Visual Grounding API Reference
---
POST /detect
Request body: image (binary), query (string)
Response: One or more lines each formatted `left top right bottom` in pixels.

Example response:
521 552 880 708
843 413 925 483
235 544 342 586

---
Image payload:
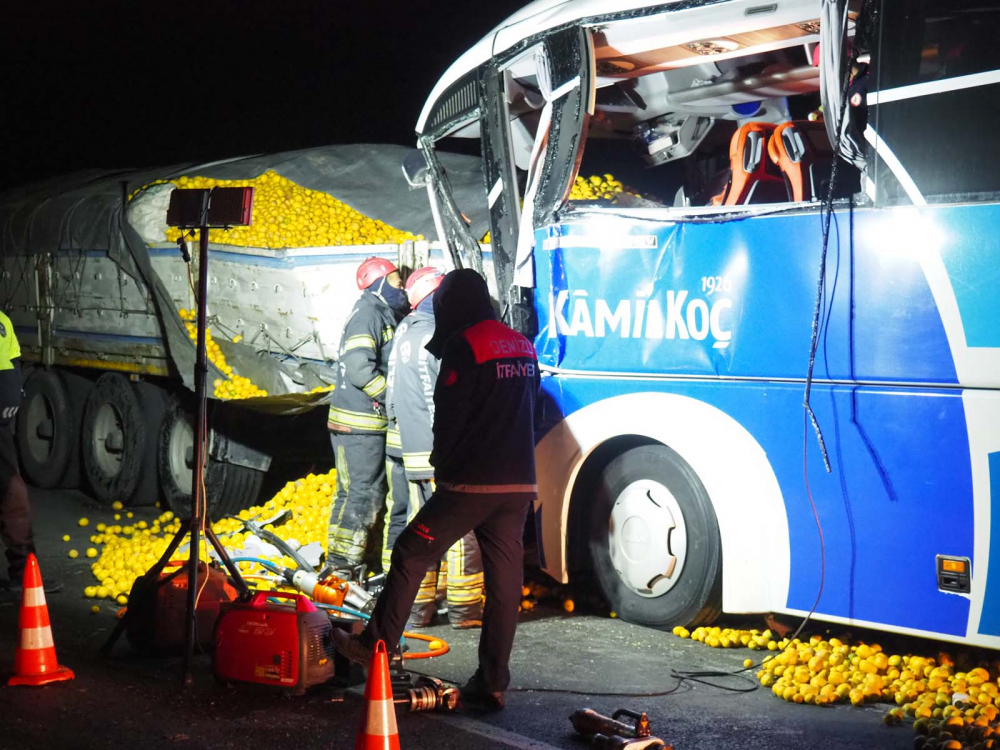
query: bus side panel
533 207 959 387
853 204 1000 389
541 375 975 638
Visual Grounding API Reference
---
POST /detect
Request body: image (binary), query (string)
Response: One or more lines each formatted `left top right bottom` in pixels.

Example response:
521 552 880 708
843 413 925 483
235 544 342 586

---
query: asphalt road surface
0 487 913 750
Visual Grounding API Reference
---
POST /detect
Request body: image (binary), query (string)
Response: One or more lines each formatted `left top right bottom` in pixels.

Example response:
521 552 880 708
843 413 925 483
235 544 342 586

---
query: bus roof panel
416 0 822 136
416 0 715 135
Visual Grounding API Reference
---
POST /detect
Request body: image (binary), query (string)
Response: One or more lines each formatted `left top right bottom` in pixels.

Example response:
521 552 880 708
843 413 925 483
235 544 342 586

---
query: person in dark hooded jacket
333 269 539 710
384 267 484 629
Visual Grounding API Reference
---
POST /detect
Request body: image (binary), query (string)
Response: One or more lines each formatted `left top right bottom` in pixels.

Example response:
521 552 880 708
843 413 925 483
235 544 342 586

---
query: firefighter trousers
381 455 409 573
362 488 531 693
0 425 34 581
406 479 483 627
327 432 386 566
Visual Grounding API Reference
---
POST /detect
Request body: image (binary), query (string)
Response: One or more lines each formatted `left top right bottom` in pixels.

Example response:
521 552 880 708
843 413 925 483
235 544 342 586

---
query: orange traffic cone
8 554 74 686
355 640 400 750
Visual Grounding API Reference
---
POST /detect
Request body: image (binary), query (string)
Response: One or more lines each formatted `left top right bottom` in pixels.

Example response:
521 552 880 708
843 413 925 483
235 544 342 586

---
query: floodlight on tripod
161 185 255 686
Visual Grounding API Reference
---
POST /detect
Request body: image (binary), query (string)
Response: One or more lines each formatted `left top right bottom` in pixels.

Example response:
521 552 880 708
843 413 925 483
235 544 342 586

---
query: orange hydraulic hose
401 631 450 659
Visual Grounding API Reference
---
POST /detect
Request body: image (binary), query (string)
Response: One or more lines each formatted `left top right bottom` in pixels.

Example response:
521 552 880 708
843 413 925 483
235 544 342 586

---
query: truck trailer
0 144 488 516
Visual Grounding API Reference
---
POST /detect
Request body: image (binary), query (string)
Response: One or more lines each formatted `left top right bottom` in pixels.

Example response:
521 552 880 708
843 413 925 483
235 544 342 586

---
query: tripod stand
175 209 253 685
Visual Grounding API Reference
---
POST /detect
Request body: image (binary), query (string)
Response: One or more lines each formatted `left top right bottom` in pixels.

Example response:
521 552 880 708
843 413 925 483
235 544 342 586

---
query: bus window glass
871 0 1000 204
876 1 1000 90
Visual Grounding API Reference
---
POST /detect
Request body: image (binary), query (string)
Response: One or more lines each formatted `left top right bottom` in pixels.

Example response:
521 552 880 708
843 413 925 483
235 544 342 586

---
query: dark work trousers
381 454 409 573
362 488 531 692
0 424 34 581
327 432 387 566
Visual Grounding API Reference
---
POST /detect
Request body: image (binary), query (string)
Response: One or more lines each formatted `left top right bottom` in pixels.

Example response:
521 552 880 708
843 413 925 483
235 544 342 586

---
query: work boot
450 619 482 630
459 672 505 712
331 628 373 667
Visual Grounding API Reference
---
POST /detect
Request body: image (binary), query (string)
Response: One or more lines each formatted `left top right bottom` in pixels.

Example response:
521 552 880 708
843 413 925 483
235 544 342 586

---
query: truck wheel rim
166 418 194 496
24 392 56 463
92 403 125 477
608 479 688 599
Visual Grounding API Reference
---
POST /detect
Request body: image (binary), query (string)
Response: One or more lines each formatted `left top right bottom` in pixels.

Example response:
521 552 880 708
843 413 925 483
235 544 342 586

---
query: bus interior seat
767 120 834 202
716 122 787 206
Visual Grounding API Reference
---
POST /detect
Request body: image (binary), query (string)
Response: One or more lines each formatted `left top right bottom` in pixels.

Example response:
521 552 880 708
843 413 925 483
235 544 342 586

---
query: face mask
372 277 409 317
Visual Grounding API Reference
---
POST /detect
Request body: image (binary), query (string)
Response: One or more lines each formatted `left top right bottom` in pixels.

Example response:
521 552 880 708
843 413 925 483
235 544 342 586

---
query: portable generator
213 591 356 695
103 561 239 655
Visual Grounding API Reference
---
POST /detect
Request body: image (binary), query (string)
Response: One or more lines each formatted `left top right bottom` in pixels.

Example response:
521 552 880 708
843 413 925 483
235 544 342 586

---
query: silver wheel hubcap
608 479 687 598
167 418 194 496
92 403 125 477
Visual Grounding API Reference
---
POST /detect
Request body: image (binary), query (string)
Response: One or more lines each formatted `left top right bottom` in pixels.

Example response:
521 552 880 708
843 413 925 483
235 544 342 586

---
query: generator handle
249 591 318 613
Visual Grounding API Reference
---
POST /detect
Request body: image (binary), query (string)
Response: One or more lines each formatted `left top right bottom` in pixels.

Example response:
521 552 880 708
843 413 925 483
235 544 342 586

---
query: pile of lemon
71 471 336 605
673 625 1000 742
139 170 421 249
176 309 268 400
570 174 641 202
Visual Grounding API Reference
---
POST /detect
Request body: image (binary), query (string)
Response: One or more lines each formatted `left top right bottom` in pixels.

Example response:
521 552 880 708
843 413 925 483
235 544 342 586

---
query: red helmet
405 266 445 308
356 257 397 289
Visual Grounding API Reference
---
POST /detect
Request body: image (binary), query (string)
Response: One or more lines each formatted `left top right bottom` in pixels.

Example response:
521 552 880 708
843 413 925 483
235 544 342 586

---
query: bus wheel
588 444 721 629
81 373 146 506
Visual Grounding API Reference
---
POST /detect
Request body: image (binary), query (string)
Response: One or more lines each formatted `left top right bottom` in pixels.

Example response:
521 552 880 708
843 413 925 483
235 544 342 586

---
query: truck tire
158 395 265 520
57 371 93 489
130 381 169 506
82 373 146 506
588 444 722 629
16 369 87 489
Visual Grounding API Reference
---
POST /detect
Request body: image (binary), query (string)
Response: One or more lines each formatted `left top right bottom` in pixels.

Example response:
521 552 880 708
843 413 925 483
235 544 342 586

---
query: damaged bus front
408 0 1000 647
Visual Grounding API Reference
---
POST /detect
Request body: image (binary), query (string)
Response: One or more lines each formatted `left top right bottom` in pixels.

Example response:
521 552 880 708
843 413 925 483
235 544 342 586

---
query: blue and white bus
407 0 1000 648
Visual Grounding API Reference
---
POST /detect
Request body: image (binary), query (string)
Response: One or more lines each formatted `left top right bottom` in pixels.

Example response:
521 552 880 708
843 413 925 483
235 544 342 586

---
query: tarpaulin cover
0 145 486 413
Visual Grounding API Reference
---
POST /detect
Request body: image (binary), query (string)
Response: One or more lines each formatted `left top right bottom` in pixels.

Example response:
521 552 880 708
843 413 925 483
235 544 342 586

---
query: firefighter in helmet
326 258 408 571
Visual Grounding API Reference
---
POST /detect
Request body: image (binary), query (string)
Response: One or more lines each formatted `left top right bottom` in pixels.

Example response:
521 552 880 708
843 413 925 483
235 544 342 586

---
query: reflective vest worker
386 267 484 628
334 269 539 711
0 311 62 602
326 258 408 569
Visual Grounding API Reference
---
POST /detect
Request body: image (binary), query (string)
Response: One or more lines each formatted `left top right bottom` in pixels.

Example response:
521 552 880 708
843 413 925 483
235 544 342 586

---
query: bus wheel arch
538 391 790 627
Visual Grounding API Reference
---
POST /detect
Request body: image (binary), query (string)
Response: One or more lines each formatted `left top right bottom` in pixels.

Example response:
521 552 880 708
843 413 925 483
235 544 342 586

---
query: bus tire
588 444 721 629
16 369 75 489
81 373 146 506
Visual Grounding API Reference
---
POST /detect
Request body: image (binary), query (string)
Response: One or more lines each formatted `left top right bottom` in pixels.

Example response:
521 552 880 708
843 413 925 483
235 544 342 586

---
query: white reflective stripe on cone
21 626 54 650
365 697 398 736
23 586 46 607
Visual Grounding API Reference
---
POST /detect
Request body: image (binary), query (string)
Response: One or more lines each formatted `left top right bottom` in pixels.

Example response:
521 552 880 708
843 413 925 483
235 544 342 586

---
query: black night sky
0 1 528 191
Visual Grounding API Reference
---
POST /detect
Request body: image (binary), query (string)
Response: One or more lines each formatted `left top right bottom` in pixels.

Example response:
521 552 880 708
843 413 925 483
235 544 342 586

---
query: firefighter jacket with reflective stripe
0 312 22 426
386 308 438 480
431 319 539 493
328 291 397 434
